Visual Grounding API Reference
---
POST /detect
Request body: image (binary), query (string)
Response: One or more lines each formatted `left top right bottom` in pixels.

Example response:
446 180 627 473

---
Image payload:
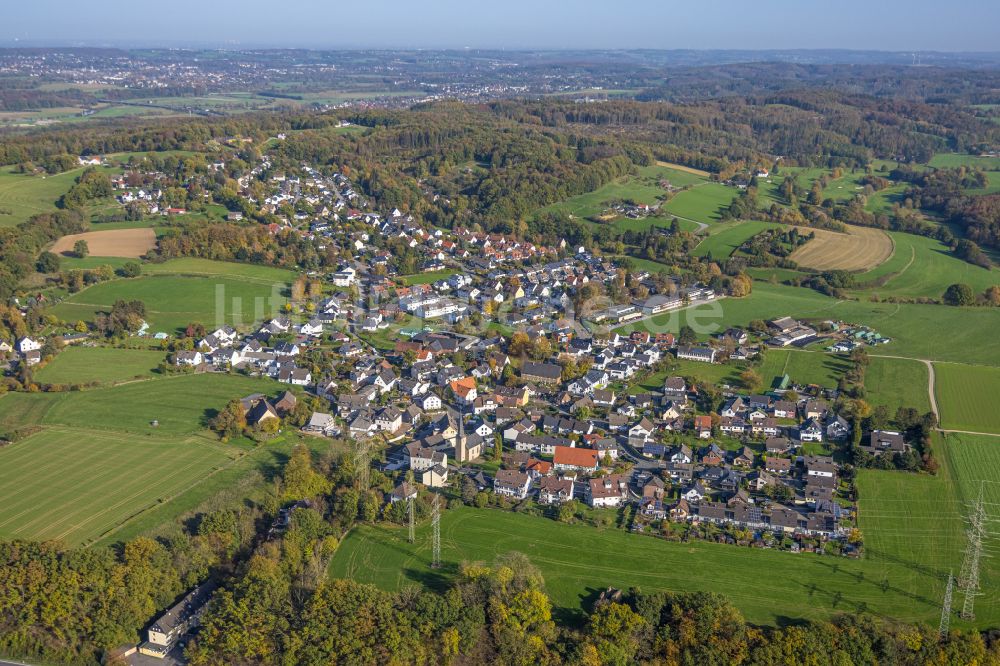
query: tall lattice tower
354 439 371 491
431 493 441 568
958 484 988 620
939 570 954 638
408 495 415 544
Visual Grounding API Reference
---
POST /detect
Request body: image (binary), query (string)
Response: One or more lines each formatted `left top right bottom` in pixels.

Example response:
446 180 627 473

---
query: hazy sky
3 0 999 51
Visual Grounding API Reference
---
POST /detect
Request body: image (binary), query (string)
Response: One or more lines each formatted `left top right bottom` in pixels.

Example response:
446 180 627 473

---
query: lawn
694 220 782 259
34 346 166 386
0 166 84 227
855 432 1000 629
616 283 1000 365
934 363 1000 434
399 269 459 286
853 232 997 300
661 182 738 224
328 503 981 627
0 427 237 546
49 273 290 333
759 349 850 389
628 361 746 394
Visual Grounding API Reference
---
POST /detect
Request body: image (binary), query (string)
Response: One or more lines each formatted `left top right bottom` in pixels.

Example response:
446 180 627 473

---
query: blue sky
3 0 998 51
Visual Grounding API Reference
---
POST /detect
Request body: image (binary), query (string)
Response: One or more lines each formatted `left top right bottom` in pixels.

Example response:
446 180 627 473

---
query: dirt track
789 226 893 272
51 228 156 258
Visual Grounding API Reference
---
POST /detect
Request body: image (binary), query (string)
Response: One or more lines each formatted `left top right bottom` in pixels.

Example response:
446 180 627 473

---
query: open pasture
759 349 850 389
617 283 1000 365
789 226 894 272
50 273 290 333
51 228 157 258
694 220 782 259
661 182 738 224
856 433 1000 629
933 363 1000 434
854 232 997 299
0 427 236 546
35 346 166 386
0 166 83 227
328 503 985 627
864 356 931 415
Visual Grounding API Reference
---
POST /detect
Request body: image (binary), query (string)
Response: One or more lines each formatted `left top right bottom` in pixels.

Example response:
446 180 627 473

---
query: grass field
0 427 237 545
661 182 738 224
328 502 988 627
856 432 1000 629
49 273 290 333
933 363 1000 434
615 283 1000 365
628 361 746 395
35 347 166 385
694 220 782 259
141 257 296 283
852 232 997 300
865 356 931 415
789 226 894 272
0 372 291 545
0 167 84 227
759 349 850 389
399 269 459 286
0 373 283 436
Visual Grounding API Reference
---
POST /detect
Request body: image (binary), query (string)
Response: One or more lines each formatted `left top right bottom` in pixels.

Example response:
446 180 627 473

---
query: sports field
34 346 166 385
933 363 1000 434
854 232 997 299
789 226 894 272
759 349 850 389
51 228 157 258
49 273 290 333
693 220 782 259
328 502 985 627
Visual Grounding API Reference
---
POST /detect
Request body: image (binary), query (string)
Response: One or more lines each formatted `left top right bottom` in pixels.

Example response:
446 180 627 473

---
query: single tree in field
943 282 975 306
73 239 89 258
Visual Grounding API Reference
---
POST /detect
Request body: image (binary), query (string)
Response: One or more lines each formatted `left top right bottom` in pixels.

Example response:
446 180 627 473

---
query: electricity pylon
431 493 441 568
939 570 953 638
958 484 988 620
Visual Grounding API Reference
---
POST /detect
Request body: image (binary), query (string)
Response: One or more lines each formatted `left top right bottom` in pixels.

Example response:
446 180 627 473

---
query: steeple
456 406 469 462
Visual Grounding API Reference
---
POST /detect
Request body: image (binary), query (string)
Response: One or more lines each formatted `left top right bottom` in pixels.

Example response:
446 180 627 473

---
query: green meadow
853 232 997 300
934 363 1000 434
617 283 1000 365
0 372 293 546
34 346 167 385
0 166 85 227
694 220 783 259
49 273 290 333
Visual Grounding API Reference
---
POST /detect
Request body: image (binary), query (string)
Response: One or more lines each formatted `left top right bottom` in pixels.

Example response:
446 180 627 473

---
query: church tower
456 408 470 462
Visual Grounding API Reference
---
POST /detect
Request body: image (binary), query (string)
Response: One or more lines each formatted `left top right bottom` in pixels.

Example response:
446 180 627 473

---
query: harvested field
789 225 893 271
51 228 156 258
655 160 711 177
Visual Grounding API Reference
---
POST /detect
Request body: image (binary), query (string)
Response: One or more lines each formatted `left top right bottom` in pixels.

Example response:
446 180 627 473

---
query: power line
408 495 415 544
431 493 441 569
958 483 988 620
939 570 953 638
